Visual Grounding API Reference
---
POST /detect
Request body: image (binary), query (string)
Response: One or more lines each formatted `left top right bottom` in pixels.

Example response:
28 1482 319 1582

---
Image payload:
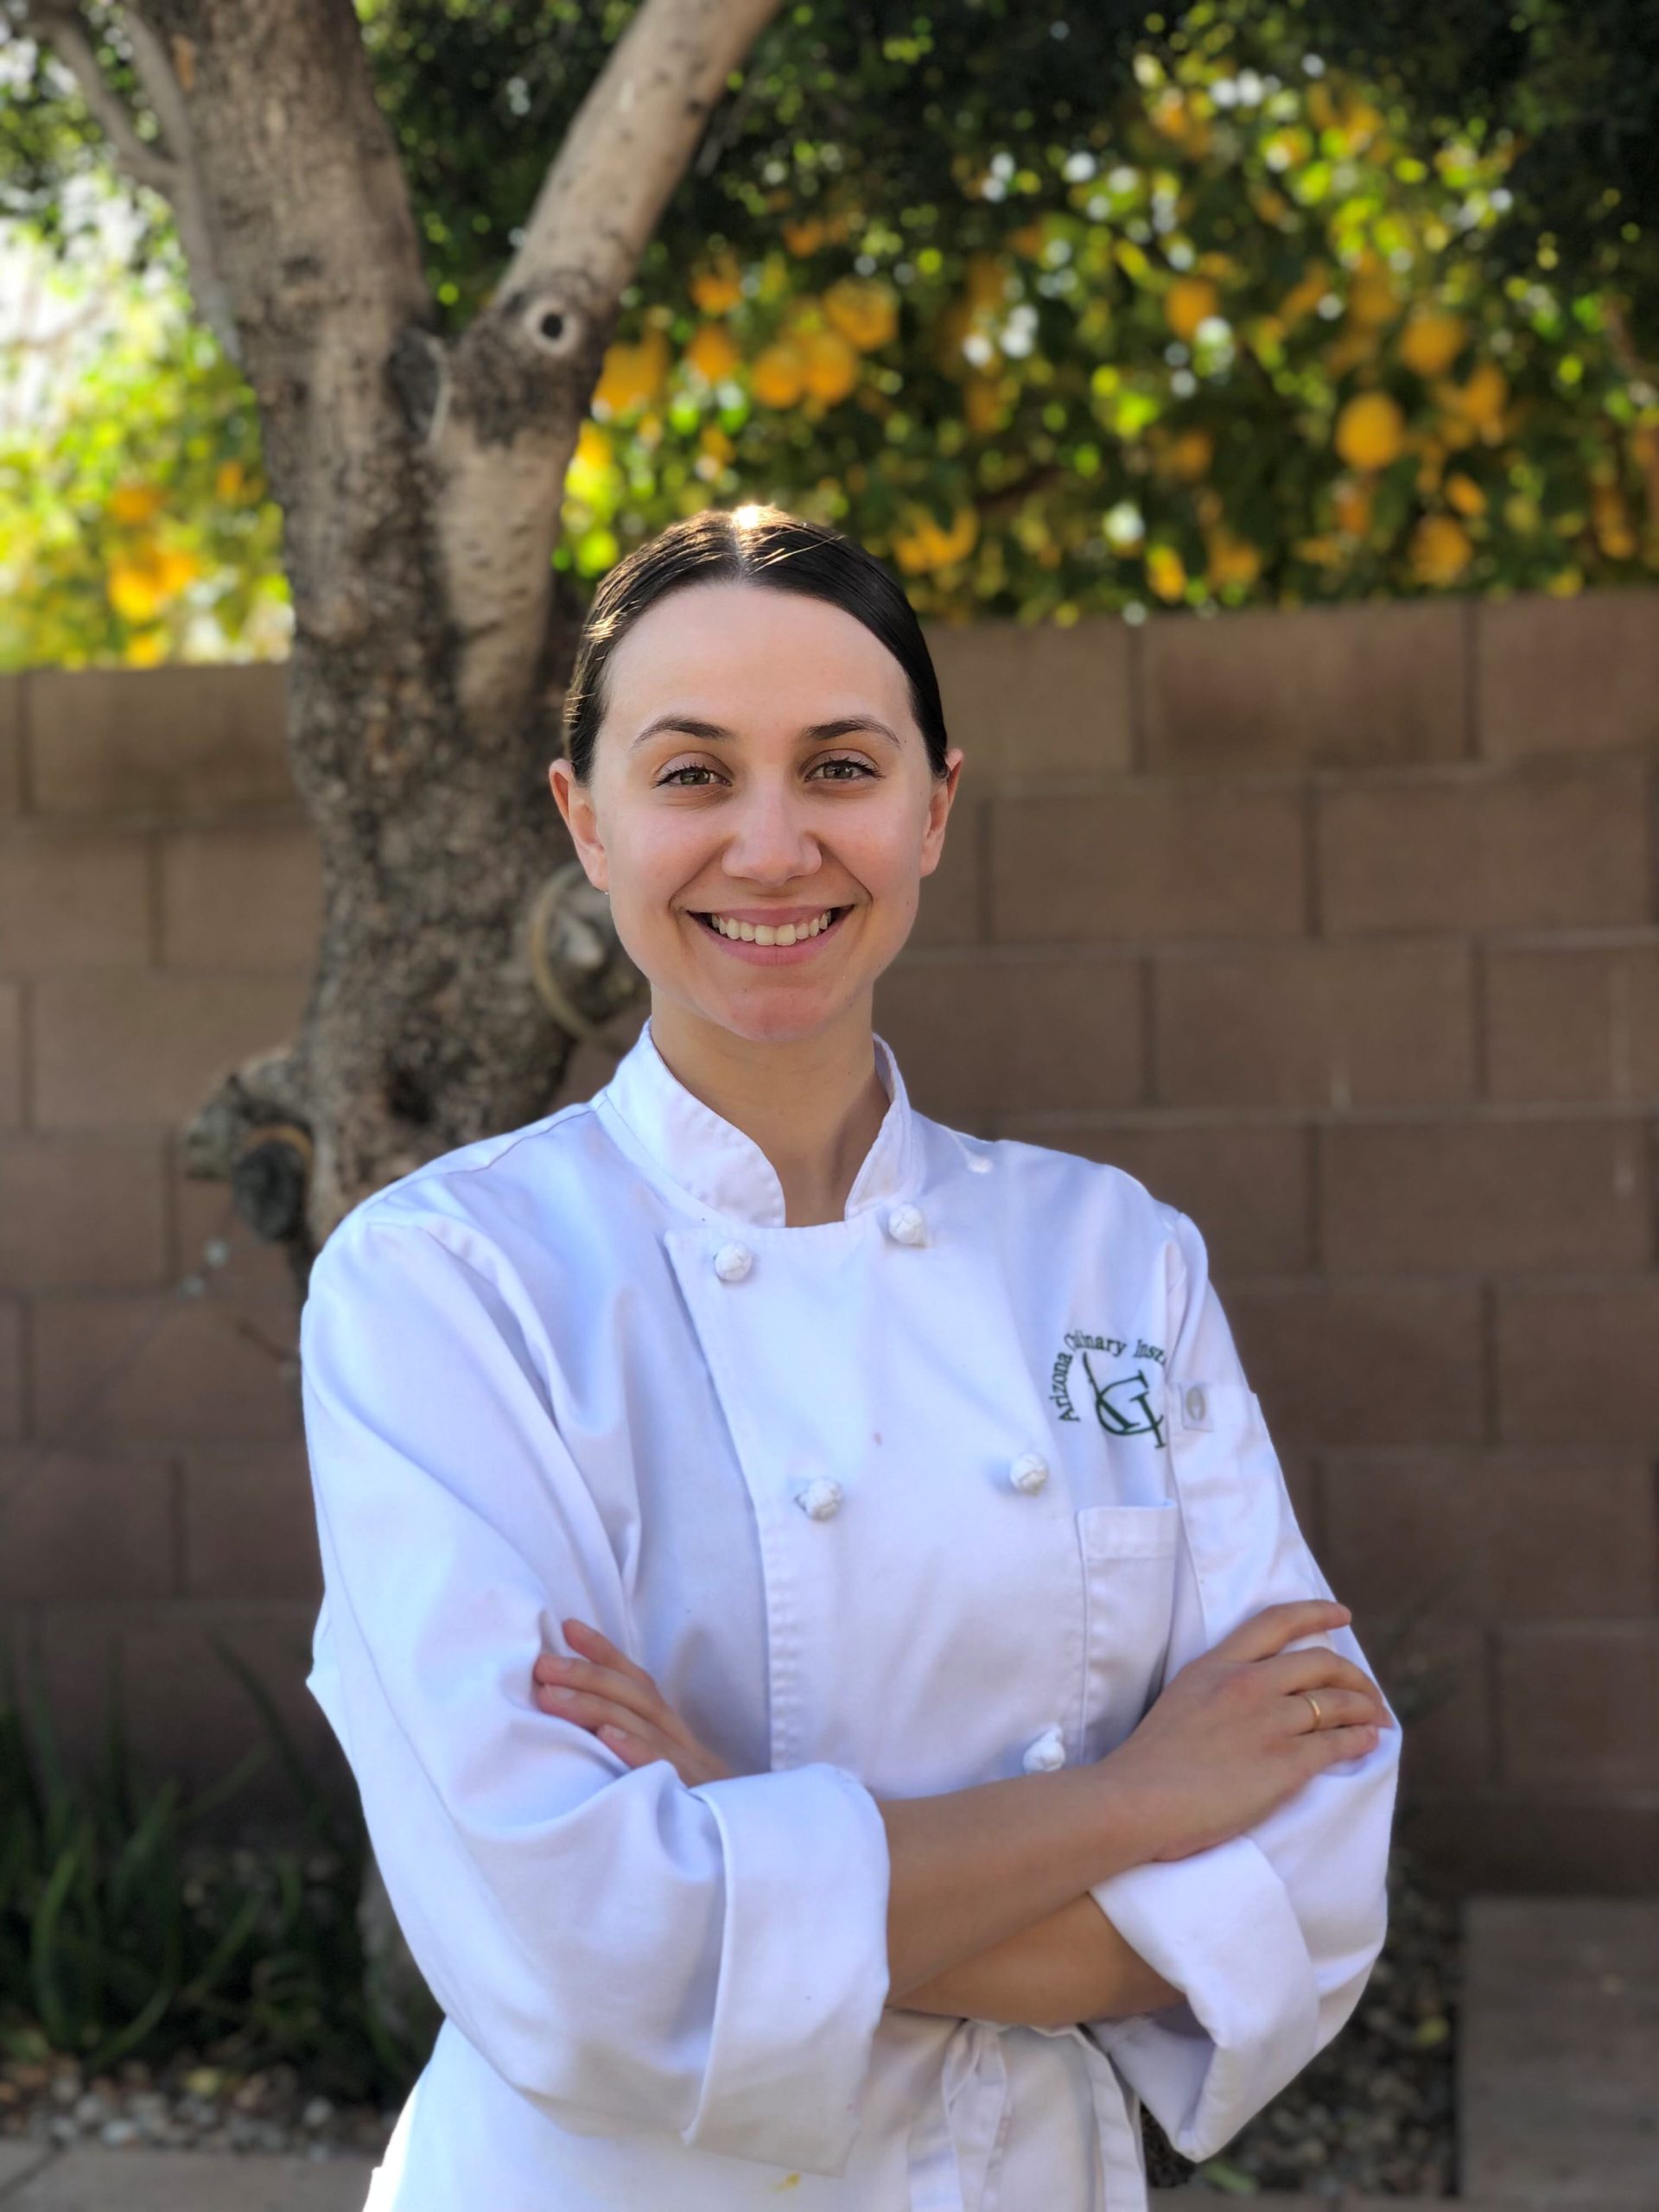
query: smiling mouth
690 905 851 946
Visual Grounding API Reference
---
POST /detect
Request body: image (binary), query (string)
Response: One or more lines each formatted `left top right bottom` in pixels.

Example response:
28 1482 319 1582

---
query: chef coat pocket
1076 1501 1182 1762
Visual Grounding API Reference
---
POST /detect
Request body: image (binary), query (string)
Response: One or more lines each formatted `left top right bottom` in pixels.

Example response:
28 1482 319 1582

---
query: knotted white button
886 1203 928 1246
795 1478 843 1521
712 1242 753 1282
1009 1452 1049 1495
1022 1726 1066 1773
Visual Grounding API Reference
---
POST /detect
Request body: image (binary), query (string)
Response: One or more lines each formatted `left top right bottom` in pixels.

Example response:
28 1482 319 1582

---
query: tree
3 0 1656 1273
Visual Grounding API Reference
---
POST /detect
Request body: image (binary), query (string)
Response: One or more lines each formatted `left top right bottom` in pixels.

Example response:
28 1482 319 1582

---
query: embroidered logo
1049 1330 1166 1447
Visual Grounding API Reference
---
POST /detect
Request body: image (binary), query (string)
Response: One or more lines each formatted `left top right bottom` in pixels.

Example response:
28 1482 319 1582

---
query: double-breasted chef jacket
302 1014 1402 2212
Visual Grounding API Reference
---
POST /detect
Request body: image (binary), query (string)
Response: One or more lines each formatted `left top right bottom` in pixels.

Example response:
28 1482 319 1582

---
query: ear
918 747 965 878
548 759 609 893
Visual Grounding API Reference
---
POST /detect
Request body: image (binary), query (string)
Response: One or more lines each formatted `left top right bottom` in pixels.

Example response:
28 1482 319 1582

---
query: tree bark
43 0 785 1266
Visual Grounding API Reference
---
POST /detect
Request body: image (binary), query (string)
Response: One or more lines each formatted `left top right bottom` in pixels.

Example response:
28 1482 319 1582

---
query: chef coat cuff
1084 1833 1319 2161
681 1761 893 2176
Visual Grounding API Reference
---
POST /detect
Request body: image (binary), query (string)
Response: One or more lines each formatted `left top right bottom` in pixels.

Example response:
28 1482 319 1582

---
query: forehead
603 582 912 728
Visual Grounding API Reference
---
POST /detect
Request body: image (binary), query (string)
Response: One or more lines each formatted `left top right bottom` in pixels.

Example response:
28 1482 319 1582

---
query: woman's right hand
1098 1598 1396 1865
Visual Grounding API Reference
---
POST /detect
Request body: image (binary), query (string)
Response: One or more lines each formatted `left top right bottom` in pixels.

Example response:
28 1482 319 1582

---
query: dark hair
560 504 951 784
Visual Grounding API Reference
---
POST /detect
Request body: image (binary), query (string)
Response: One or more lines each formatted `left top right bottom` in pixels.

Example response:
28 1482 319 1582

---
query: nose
719 772 823 886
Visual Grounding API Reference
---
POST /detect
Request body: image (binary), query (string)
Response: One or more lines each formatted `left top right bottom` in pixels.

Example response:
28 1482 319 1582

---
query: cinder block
33 970 309 1129
1363 1618 1491 1800
172 1165 304 1302
1322 1448 1657 1620
0 675 22 817
1155 940 1473 1108
0 827 151 973
1485 940 1659 1103
1320 1117 1652 1275
1005 1120 1313 1276
161 823 322 969
29 663 295 817
924 614 1133 779
1405 1794 1659 1893
31 1290 301 1444
0 1136 169 1292
182 1442 323 1602
1478 587 1659 759
20 1600 339 1804
1224 1281 1485 1446
0 1301 20 1439
1320 761 1651 933
0 1446 174 1601
910 789 984 948
876 950 1142 1122
0 982 18 1127
1497 1624 1659 1790
1497 1281 1659 1443
1144 599 1467 772
992 783 1306 943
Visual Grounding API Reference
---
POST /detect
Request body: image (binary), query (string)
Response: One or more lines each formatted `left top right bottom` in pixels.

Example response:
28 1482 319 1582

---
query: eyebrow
627 714 902 753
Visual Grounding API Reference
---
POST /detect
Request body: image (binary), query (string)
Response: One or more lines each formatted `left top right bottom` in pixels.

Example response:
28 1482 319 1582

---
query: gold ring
1301 1692 1323 1730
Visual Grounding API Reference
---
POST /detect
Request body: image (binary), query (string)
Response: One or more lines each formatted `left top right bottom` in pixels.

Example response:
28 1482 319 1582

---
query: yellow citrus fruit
1146 545 1187 601
964 377 1005 435
1335 391 1408 472
750 340 806 408
1434 362 1509 440
1398 310 1466 378
1205 529 1262 588
1164 429 1214 483
689 256 743 315
699 423 734 464
1592 483 1637 559
125 629 168 667
891 505 980 575
782 218 828 257
1332 479 1374 536
823 277 898 352
593 330 669 416
686 324 741 384
1445 473 1486 518
1165 277 1220 344
107 560 163 623
109 483 164 526
1409 515 1473 584
155 548 200 595
799 328 859 404
1347 263 1397 329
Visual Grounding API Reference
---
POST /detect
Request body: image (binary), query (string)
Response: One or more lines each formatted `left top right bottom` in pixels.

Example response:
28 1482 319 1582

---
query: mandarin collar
594 1016 919 1229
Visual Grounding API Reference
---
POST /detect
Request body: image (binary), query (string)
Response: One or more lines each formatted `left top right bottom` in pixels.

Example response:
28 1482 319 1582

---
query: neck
647 995 890 1226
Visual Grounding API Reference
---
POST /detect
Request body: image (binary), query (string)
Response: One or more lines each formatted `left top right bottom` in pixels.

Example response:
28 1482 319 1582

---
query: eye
809 753 878 781
656 763 722 787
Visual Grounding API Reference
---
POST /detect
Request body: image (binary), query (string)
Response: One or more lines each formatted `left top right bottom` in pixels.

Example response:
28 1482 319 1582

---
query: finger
1214 1599 1351 1664
563 1619 654 1692
1263 1649 1395 1718
534 1681 673 1751
534 1654 668 1728
1310 1721 1383 1765
1286 1686 1393 1733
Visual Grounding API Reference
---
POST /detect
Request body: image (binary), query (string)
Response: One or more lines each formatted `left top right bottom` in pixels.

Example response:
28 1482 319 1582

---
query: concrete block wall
2 589 1656 1885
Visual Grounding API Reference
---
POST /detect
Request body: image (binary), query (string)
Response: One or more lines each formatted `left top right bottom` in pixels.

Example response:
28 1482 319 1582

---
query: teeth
705 908 836 944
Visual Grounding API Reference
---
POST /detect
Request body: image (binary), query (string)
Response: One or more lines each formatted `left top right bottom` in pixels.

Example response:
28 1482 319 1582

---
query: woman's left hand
532 1619 738 1786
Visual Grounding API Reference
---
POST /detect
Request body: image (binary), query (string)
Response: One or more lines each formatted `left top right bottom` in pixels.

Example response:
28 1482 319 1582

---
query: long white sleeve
300 1212 893 2177
1084 1211 1402 2160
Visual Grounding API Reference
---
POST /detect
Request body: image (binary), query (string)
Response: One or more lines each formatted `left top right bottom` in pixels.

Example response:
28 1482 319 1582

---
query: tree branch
24 2 241 360
505 0 782 305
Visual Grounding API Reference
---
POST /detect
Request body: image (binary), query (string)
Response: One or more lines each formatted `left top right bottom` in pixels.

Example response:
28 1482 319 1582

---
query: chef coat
301 1014 1402 2212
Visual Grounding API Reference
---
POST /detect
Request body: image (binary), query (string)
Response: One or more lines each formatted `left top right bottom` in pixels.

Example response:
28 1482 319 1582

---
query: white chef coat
301 1014 1402 2212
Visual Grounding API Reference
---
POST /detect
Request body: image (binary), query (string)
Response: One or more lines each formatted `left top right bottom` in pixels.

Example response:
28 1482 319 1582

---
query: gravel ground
0 2056 396 2163
3 1846 1456 2190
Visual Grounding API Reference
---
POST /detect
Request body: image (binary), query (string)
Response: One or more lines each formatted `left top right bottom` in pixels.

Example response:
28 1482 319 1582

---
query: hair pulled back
560 504 951 785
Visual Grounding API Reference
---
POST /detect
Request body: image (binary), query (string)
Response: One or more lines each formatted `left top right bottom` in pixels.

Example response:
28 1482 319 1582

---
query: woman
301 503 1402 2212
